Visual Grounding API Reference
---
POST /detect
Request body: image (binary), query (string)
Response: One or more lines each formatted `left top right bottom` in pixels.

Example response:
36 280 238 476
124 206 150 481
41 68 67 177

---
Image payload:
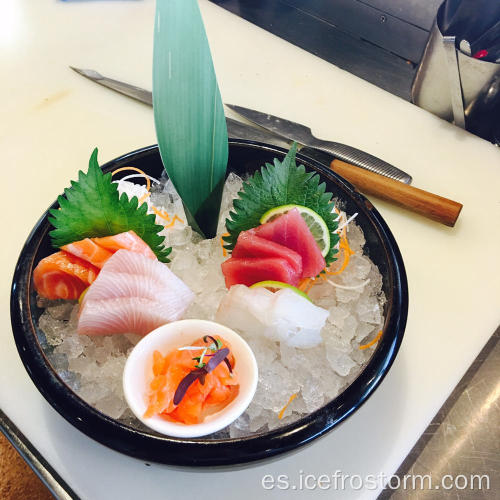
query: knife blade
225 104 412 184
69 67 290 148
70 67 411 184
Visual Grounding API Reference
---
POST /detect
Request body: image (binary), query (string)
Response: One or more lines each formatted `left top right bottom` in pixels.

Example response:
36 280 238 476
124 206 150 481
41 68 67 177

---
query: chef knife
225 104 412 184
69 67 290 149
70 67 411 184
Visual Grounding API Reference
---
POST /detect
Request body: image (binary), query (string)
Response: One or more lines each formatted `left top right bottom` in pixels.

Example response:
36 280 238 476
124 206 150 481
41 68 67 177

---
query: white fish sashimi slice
78 297 175 336
79 250 194 336
97 248 163 277
216 285 274 337
271 289 329 348
216 285 329 348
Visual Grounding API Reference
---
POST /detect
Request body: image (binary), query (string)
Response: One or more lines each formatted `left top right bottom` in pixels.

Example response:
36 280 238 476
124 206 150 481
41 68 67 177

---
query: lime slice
250 280 311 301
260 204 330 257
78 287 89 304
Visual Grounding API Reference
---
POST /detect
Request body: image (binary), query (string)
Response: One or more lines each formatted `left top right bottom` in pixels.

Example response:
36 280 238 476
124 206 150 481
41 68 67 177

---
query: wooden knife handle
330 159 463 227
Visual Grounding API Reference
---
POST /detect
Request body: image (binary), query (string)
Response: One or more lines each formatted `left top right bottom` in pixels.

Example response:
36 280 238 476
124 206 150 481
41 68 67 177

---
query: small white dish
123 319 258 438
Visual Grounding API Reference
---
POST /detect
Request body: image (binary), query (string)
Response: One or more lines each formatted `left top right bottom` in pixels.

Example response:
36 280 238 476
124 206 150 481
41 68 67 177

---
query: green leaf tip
49 148 172 263
153 0 228 239
224 143 340 266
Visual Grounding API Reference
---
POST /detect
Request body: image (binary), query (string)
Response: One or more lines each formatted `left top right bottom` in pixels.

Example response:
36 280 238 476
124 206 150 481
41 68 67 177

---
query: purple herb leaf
173 368 205 406
223 357 233 374
205 348 229 373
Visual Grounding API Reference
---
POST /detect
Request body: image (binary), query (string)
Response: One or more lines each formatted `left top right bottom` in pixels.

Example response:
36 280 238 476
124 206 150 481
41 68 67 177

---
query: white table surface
1 1 500 498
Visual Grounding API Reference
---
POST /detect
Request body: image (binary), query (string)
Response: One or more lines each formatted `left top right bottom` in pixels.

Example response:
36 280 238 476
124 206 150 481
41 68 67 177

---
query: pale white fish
216 285 329 349
78 250 194 336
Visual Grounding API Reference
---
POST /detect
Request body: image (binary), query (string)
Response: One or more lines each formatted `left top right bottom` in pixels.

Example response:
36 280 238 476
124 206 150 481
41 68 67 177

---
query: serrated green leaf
153 0 228 239
224 143 340 266
49 148 172 263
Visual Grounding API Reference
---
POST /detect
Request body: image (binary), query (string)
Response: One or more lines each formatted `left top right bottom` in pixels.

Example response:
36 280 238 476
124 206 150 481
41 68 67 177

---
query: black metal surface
10 140 408 466
210 0 441 100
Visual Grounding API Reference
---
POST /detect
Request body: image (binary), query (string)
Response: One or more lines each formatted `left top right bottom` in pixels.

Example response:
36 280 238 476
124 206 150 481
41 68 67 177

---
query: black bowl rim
10 140 408 466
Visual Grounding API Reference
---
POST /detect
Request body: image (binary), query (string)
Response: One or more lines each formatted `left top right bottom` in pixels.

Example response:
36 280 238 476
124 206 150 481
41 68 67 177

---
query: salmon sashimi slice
78 250 194 336
33 251 99 300
144 337 238 424
92 230 156 260
61 238 114 269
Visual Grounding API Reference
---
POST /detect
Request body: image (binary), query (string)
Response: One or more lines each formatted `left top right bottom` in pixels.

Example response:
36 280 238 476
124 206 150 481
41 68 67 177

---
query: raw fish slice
33 251 99 300
215 285 275 338
92 230 156 260
81 273 164 301
78 297 175 336
61 238 114 269
253 208 325 278
221 257 300 288
79 250 194 336
216 285 328 348
270 289 329 348
97 248 164 277
232 231 303 275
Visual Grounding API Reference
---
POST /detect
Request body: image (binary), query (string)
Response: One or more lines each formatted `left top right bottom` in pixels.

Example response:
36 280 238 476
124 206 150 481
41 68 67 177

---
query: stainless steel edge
0 409 80 500
226 103 413 184
70 67 412 183
310 140 413 184
69 67 290 147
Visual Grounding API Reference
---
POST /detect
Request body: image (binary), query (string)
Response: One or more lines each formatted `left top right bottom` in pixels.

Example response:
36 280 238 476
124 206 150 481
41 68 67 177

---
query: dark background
209 0 442 100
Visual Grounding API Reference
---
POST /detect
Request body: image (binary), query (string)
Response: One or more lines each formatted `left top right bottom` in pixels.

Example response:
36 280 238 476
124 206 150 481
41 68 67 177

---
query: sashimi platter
11 0 407 465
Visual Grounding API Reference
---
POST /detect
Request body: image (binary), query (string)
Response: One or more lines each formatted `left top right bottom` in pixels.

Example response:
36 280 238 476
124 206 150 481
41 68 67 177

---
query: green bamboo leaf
153 0 228 238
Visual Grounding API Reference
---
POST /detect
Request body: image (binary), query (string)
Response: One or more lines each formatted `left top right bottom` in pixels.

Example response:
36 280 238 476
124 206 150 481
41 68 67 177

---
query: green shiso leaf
153 0 228 238
48 148 172 263
223 143 340 266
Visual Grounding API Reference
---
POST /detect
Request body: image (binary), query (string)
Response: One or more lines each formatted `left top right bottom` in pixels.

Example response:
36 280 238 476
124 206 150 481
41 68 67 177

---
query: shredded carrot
359 330 382 350
138 192 151 205
278 393 298 419
111 166 151 193
220 233 229 257
151 206 171 222
325 236 354 276
163 214 184 229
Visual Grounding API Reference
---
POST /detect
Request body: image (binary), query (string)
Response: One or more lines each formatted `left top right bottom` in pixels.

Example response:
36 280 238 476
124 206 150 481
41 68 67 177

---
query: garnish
153 0 228 239
173 347 230 405
359 330 382 350
49 149 172 262
173 336 233 405
278 393 298 419
224 143 340 266
250 280 312 301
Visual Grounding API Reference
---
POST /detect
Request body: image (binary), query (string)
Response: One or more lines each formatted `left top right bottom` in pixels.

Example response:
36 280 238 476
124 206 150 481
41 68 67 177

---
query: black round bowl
11 140 408 466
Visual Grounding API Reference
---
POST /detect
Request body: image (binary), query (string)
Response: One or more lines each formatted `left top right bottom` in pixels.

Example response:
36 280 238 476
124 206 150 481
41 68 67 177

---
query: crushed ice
37 172 385 436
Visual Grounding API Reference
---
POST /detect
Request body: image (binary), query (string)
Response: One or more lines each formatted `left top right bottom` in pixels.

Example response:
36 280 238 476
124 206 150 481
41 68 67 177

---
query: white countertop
1 1 500 498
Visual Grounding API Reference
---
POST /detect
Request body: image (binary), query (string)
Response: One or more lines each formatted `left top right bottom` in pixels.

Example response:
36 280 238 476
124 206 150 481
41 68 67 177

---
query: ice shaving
35 144 385 435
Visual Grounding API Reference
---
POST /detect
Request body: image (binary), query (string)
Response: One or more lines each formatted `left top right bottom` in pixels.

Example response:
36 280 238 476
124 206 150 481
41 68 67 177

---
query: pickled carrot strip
220 232 229 257
111 166 152 193
164 215 185 229
138 192 151 205
359 331 382 350
151 206 171 222
278 393 298 419
325 236 354 276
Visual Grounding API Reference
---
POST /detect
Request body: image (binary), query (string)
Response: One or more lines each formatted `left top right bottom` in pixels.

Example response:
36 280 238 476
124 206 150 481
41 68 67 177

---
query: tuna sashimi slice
78 250 194 336
221 257 300 288
61 238 114 269
232 231 303 276
92 230 156 260
252 208 325 278
33 251 99 300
